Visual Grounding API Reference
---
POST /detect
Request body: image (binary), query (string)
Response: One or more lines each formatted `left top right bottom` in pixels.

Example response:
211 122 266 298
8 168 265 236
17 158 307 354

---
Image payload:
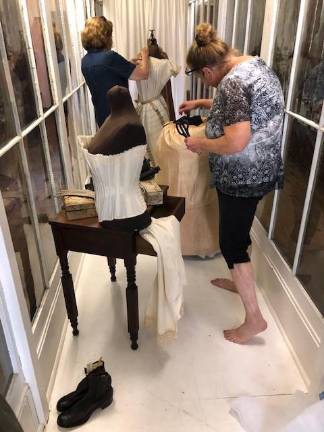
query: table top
49 195 185 230
48 195 185 258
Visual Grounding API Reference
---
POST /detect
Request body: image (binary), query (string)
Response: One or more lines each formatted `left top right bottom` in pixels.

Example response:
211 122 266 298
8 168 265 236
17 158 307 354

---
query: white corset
83 145 147 222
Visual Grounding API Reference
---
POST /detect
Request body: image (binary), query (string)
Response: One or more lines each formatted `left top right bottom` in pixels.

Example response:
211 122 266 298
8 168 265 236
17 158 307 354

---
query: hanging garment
155 120 219 256
136 57 180 163
141 215 185 338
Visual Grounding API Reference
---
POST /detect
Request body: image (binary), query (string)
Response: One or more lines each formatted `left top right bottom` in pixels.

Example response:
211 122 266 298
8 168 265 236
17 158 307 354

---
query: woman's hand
184 136 205 154
179 100 198 114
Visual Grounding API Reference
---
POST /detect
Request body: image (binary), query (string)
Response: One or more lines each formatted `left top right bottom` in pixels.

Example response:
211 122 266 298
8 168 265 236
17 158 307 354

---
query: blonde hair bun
195 23 217 47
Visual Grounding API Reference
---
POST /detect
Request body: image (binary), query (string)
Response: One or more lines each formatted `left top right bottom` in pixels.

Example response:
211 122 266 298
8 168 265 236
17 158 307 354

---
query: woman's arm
179 98 213 114
185 121 252 155
129 47 149 80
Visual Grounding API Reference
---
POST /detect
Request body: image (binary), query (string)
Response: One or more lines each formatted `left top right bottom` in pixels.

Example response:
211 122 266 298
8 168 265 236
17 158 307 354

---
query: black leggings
217 189 261 269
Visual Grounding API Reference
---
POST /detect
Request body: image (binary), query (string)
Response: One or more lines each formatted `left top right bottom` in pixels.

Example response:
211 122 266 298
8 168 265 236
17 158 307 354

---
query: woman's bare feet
210 278 237 293
223 316 267 344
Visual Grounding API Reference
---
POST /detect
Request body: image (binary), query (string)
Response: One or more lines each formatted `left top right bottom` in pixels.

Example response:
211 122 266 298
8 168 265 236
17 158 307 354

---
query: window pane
297 138 324 315
272 0 301 102
0 146 45 320
61 0 78 89
234 0 248 53
24 127 58 280
26 0 53 110
50 0 68 95
64 101 81 188
0 61 15 147
291 0 324 124
45 113 66 192
0 0 37 128
248 0 266 56
273 119 316 266
0 319 13 396
255 190 275 232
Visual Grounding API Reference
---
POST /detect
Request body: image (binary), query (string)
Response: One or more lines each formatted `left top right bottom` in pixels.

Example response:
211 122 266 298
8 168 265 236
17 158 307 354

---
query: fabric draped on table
156 120 220 257
140 215 185 339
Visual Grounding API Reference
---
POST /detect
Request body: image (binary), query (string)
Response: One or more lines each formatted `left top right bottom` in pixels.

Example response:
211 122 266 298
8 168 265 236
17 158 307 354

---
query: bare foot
210 278 237 293
223 317 267 344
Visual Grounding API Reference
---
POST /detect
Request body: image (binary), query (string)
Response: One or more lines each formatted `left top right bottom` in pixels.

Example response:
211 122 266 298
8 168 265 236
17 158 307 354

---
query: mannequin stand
49 195 185 350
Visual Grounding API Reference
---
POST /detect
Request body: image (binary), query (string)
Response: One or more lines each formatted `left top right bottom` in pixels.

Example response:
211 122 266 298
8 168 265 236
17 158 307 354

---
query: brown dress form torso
87 86 151 231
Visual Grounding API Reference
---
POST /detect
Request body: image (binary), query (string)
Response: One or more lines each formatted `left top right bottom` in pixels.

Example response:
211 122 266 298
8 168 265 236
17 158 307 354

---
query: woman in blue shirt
81 17 149 126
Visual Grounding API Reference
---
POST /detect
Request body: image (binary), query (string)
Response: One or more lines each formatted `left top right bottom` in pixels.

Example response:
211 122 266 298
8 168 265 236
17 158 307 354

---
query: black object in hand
140 157 160 181
174 115 203 138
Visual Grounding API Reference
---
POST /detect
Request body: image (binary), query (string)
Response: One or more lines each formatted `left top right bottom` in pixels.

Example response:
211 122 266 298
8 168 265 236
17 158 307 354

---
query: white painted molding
251 218 324 391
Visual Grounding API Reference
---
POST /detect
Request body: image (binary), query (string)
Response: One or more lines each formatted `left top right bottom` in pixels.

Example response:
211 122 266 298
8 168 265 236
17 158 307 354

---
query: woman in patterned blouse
179 23 284 344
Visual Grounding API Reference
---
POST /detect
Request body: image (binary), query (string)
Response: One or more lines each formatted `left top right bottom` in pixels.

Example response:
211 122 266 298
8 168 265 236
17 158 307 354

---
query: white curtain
103 0 188 116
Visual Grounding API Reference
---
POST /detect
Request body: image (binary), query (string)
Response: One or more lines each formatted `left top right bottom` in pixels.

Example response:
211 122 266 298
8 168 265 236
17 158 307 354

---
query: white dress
136 57 180 163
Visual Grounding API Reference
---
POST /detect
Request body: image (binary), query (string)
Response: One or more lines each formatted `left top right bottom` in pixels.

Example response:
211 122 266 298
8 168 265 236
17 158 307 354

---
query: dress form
85 85 151 231
136 35 179 163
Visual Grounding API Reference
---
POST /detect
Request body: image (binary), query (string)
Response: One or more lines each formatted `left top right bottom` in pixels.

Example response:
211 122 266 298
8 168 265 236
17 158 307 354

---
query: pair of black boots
56 359 113 428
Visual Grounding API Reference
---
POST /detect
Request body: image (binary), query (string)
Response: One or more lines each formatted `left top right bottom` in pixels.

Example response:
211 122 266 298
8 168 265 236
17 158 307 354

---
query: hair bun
195 23 216 47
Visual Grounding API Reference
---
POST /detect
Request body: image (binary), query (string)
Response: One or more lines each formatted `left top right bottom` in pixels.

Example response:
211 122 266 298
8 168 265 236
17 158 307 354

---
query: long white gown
136 57 179 163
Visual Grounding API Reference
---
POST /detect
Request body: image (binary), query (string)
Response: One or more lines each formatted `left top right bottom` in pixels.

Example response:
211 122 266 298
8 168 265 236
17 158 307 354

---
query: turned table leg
124 255 139 350
59 251 79 335
107 257 117 281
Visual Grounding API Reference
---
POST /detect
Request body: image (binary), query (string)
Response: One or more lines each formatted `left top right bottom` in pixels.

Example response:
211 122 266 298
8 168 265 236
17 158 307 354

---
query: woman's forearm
201 136 232 155
195 99 213 109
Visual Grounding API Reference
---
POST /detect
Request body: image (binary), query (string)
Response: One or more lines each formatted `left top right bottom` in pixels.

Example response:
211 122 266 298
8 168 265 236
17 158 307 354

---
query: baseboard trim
251 218 324 390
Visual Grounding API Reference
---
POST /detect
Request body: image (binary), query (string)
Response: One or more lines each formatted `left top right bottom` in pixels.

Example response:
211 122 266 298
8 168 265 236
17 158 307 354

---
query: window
272 0 301 101
273 119 315 266
26 0 54 110
248 0 266 55
0 0 37 128
0 146 45 319
0 0 90 322
258 0 324 315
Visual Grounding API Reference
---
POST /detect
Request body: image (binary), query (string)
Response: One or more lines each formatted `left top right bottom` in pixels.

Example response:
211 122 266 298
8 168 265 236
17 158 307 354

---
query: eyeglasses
185 67 202 76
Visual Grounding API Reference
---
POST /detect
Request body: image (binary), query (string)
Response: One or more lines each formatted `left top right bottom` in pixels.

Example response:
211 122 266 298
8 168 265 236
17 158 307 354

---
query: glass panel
61 0 78 89
45 113 66 193
234 0 248 53
0 61 15 147
0 319 13 395
24 127 58 280
0 0 37 128
64 101 81 188
273 118 316 266
272 0 301 102
50 0 68 95
297 138 324 315
225 0 235 45
248 0 266 56
255 190 275 232
26 0 53 110
0 146 45 320
291 0 324 124
94 0 103 17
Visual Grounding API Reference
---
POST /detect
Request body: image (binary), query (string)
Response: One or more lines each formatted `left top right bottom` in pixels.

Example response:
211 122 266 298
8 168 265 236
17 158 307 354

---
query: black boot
57 368 113 428
56 360 111 412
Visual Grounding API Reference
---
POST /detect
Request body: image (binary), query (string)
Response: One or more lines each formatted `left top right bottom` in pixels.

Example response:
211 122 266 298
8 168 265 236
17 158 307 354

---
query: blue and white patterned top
206 57 284 197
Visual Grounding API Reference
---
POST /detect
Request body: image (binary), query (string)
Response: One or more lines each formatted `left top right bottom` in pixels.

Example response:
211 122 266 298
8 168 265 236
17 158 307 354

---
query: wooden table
49 195 185 349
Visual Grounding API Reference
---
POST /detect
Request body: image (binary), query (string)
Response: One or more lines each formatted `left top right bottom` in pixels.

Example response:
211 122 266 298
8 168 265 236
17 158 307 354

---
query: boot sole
57 391 113 428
